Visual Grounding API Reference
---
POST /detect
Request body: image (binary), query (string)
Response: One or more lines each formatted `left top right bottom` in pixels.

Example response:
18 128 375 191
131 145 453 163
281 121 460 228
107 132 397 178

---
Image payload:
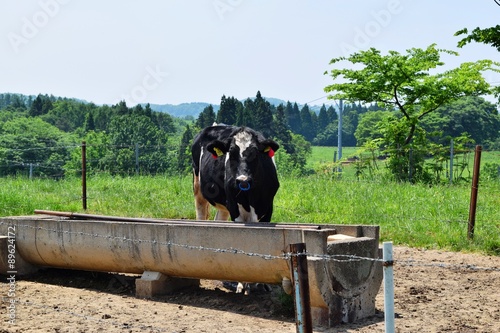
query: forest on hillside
0 91 499 178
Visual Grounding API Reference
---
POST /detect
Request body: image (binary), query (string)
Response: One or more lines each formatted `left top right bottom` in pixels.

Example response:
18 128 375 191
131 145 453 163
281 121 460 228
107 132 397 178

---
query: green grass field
1 148 499 255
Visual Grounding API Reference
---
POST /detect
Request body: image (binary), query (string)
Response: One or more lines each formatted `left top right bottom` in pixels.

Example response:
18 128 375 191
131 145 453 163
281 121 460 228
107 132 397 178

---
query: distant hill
1 92 328 118
146 97 328 118
146 102 220 118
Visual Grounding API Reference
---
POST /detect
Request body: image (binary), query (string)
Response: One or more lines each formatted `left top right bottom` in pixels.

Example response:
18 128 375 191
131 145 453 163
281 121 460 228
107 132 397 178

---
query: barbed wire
0 143 179 152
1 220 498 271
0 145 81 152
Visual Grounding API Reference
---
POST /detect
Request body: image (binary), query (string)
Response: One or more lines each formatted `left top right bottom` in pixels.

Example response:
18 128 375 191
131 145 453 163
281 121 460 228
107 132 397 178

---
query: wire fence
1 142 500 181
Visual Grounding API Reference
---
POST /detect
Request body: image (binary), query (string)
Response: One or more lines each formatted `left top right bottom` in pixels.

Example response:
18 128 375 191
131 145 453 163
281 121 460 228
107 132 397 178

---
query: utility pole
337 99 343 161
337 99 343 173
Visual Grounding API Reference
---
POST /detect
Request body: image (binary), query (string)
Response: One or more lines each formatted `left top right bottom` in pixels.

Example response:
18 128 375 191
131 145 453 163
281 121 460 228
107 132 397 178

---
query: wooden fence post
468 145 482 240
82 141 87 210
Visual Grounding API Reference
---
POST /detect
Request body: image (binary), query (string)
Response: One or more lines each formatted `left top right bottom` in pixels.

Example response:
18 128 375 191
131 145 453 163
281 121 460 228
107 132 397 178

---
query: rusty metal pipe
33 210 323 230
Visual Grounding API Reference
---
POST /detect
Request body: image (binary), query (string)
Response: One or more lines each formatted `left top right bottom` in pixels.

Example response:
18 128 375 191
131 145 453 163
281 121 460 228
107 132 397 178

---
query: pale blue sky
1 0 499 107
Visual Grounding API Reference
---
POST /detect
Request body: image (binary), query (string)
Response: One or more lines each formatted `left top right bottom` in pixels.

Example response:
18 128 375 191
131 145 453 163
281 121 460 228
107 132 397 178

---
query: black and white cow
191 124 280 223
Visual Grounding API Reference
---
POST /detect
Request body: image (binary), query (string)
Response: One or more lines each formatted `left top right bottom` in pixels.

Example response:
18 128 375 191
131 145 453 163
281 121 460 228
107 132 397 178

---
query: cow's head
206 128 279 192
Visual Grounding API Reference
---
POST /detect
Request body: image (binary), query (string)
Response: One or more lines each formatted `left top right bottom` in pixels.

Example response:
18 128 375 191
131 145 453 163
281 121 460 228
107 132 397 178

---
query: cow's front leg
214 204 230 221
193 173 210 220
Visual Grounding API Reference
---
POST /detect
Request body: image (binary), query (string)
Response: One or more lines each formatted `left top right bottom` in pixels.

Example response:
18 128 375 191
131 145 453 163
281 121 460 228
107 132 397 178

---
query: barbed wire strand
1 221 499 271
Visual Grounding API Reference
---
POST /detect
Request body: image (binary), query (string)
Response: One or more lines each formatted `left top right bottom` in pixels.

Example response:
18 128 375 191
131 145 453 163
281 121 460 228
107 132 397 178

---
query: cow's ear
261 140 279 157
207 140 227 159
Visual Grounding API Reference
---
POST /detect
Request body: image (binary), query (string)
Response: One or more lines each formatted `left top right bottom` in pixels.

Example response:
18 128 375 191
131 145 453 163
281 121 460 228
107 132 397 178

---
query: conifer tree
288 102 302 134
326 105 338 123
299 104 315 142
252 91 274 137
274 104 294 153
236 103 253 127
196 105 216 128
84 113 95 132
217 95 237 125
318 104 329 132
178 125 193 173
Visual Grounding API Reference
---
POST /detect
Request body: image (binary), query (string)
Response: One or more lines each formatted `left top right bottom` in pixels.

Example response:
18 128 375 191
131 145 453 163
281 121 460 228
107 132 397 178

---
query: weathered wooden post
81 141 87 210
468 145 482 239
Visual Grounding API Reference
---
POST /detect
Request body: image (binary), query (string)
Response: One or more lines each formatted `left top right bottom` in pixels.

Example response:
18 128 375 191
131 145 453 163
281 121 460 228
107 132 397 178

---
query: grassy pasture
310 146 500 180
1 148 499 255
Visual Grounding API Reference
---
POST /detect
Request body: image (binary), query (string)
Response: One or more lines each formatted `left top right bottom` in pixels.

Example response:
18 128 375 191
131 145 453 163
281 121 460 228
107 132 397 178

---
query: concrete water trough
0 213 383 327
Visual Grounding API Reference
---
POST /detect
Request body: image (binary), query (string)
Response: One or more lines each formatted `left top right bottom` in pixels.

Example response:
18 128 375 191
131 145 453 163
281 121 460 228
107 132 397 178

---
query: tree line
0 94 180 177
1 86 499 180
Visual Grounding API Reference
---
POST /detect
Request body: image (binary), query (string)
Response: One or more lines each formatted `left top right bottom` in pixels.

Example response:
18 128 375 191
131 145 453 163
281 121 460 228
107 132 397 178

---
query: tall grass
1 173 498 255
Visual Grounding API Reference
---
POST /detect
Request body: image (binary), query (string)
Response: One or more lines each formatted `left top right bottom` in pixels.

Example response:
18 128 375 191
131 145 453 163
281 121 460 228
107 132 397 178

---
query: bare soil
1 246 499 333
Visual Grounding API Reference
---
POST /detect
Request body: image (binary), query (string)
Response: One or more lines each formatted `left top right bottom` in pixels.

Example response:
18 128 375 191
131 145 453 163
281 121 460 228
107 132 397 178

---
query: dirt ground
1 246 499 333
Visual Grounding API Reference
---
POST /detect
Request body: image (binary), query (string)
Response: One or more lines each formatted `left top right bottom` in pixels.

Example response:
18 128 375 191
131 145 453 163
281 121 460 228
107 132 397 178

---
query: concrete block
135 271 200 298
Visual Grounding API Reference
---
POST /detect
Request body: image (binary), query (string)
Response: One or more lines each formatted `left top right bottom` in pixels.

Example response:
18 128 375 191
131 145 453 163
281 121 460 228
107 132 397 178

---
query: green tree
274 104 294 154
251 91 274 137
275 133 311 176
324 44 499 181
29 94 53 117
235 103 253 128
326 105 338 123
421 96 500 145
152 111 176 133
41 99 87 132
355 110 394 146
196 105 216 128
84 112 96 132
105 114 168 175
299 104 315 142
455 25 500 102
456 25 500 52
64 130 111 176
317 104 329 133
217 95 239 125
178 125 193 173
0 117 74 177
285 102 302 134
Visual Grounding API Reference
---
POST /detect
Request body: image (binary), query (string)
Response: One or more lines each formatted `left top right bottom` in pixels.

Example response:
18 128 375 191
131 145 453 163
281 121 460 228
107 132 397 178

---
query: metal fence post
383 241 395 333
289 243 312 333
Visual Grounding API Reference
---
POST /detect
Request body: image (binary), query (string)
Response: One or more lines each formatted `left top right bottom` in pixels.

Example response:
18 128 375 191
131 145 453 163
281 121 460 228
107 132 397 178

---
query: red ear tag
211 154 218 159
268 148 274 158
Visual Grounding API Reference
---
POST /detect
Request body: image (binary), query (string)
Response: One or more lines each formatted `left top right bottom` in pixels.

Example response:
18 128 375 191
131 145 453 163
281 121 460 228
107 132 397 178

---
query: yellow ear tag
264 146 274 157
213 147 224 157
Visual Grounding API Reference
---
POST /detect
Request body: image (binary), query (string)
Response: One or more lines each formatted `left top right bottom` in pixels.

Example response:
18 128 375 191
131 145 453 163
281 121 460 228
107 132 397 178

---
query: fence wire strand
2 220 498 271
